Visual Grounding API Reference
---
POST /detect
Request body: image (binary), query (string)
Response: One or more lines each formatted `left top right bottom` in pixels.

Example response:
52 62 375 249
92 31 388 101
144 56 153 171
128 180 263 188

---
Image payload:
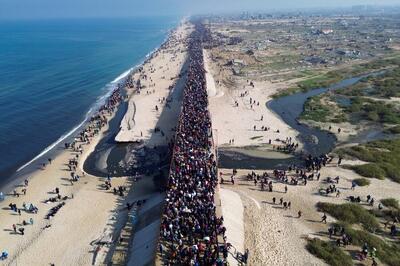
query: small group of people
272 197 292 210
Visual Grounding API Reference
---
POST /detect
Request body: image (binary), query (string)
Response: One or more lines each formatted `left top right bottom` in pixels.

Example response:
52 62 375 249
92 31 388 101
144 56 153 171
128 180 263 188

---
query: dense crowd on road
159 22 227 265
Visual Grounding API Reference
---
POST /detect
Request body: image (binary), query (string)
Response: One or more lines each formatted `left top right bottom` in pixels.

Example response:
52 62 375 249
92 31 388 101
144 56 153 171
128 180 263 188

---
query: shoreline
0 21 180 196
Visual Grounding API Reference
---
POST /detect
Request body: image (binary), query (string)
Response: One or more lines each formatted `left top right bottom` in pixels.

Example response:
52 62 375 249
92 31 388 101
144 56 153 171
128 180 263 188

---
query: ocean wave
111 68 133 84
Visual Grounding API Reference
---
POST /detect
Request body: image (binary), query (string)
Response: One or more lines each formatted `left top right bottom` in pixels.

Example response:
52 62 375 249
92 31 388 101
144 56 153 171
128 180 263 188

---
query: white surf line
17 119 87 172
17 35 170 173
237 190 261 210
17 66 135 173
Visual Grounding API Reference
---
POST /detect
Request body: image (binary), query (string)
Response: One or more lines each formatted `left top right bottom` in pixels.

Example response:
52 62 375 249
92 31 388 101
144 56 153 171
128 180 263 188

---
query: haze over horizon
1 0 400 20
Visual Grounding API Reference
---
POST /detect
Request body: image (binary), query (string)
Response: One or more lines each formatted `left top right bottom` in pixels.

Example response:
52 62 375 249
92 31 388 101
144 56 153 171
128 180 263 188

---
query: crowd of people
159 23 227 265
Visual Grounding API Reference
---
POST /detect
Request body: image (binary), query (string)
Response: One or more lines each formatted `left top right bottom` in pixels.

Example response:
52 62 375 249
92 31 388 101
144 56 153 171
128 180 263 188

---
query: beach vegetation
306 238 353 266
361 101 400 124
301 96 330 122
351 164 386 180
272 86 305 98
337 223 400 266
352 178 370 186
372 208 400 222
339 138 400 183
343 97 400 125
380 198 399 210
300 95 348 123
316 202 379 232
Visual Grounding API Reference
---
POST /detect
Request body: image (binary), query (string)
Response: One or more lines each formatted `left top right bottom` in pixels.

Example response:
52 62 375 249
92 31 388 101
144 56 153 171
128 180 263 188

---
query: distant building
304 56 327 65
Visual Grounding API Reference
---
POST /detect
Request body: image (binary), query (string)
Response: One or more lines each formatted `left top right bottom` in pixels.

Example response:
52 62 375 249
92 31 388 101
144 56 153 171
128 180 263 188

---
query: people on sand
321 213 327 223
0 69 123 248
242 248 249 263
0 251 8 260
298 210 302 218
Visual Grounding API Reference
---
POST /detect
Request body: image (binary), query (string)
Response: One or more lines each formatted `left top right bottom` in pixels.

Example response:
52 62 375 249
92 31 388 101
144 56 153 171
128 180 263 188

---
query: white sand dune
220 188 244 265
115 24 191 144
204 49 218 97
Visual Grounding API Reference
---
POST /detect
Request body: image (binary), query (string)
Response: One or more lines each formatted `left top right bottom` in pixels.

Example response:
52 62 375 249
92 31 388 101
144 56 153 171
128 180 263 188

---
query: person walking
298 210 302 218
321 213 327 224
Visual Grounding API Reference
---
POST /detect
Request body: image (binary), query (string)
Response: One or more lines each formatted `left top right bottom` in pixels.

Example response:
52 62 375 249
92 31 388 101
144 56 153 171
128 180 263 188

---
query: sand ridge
115 22 192 145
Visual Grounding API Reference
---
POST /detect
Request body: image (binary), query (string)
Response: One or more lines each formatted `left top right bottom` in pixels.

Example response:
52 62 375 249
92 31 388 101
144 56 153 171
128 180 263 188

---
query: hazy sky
0 0 399 19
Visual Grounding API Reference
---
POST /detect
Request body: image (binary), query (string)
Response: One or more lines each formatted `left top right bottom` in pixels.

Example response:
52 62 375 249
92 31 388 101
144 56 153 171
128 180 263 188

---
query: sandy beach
0 21 190 266
115 22 191 145
204 48 302 150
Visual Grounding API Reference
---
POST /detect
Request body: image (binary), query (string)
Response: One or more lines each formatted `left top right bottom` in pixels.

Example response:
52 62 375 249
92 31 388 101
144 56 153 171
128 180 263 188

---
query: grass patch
339 138 400 183
381 198 399 209
338 223 400 266
306 238 353 266
351 164 386 180
343 96 400 125
298 73 342 91
301 95 348 123
272 86 304 98
372 208 400 222
300 96 331 122
353 178 371 186
316 202 379 232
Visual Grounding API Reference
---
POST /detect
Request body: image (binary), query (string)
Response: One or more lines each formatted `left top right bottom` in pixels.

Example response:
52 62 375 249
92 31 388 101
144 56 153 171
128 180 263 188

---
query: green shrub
380 163 400 183
367 111 380 121
341 139 400 183
381 198 399 209
301 96 331 122
351 164 386 180
317 202 380 232
353 178 370 186
372 209 400 223
338 223 400 266
306 238 353 266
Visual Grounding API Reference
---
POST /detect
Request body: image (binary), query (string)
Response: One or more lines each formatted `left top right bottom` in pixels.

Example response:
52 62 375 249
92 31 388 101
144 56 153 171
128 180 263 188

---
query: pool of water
219 73 385 170
83 99 171 177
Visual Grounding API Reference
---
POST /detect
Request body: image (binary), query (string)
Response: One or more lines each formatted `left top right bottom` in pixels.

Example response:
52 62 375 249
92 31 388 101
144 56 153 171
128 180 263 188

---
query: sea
0 16 179 187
